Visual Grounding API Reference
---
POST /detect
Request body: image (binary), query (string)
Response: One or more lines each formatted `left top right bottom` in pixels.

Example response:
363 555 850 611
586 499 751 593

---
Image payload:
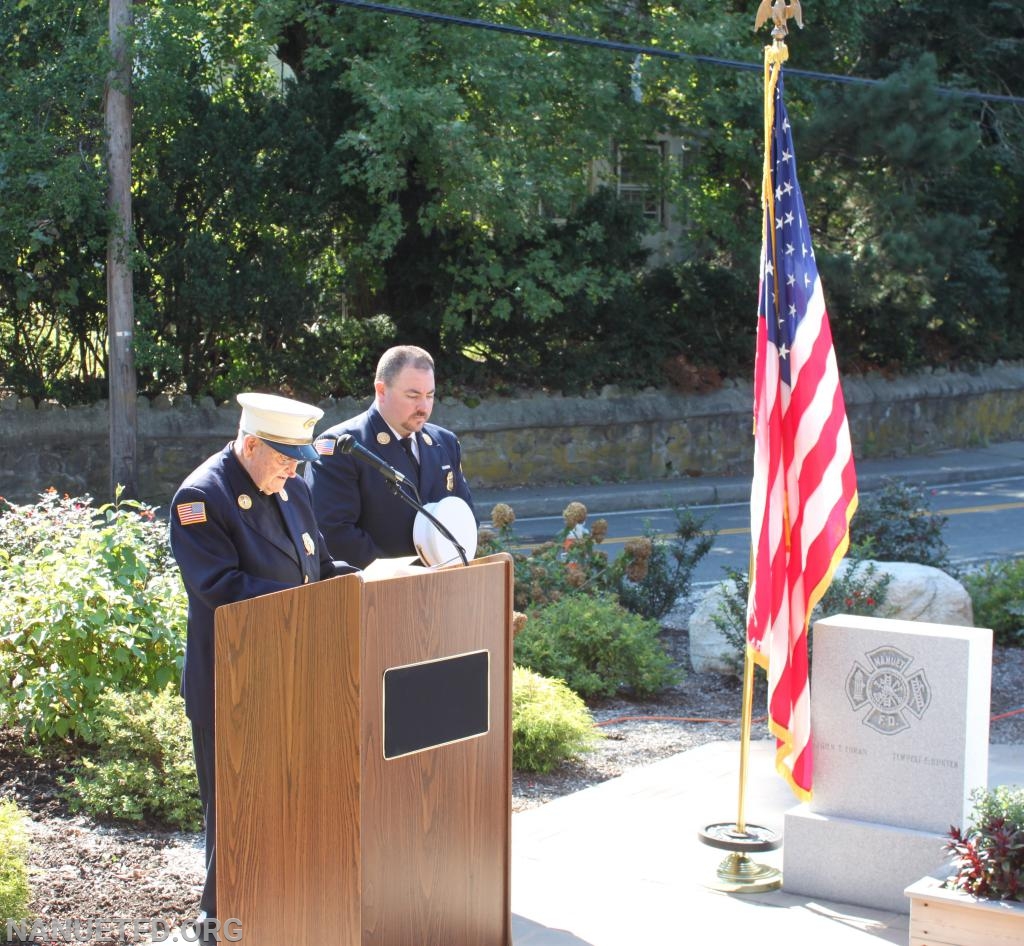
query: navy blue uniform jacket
304 404 475 568
170 444 356 730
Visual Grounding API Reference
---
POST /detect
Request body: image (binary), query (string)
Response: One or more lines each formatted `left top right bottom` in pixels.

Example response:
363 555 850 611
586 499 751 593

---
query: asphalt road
488 469 1024 589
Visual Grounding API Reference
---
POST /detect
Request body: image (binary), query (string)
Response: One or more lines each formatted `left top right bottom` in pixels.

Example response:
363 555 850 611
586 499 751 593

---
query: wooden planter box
905 875 1024 946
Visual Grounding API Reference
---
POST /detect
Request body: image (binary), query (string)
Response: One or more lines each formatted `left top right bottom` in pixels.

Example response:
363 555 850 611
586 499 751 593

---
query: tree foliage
1 0 1022 401
0 2 109 403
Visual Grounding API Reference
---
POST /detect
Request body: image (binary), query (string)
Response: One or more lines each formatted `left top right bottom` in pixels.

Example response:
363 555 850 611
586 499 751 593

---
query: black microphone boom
336 434 409 485
334 434 464 565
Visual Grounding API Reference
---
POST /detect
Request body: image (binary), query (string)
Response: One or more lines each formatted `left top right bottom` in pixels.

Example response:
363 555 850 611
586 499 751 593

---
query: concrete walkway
492 441 1024 943
510 739 1023 946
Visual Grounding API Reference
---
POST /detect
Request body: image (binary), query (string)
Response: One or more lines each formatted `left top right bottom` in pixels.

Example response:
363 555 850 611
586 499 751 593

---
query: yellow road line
510 500 1023 552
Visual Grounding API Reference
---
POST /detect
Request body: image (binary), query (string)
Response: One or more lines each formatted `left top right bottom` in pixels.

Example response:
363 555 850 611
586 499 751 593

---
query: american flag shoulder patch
177 501 207 526
315 437 335 456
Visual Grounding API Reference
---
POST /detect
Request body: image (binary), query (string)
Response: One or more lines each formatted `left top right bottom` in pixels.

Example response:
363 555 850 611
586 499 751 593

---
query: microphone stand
384 478 469 568
336 431 469 567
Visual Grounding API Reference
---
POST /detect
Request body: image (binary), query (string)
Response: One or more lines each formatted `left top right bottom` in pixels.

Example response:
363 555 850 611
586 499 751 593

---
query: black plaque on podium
383 649 490 759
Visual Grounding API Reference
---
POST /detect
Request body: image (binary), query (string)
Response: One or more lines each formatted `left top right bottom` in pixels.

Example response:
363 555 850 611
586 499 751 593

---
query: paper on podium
360 555 422 581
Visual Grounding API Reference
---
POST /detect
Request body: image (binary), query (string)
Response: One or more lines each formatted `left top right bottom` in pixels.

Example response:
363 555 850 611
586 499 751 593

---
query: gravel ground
2 630 1022 943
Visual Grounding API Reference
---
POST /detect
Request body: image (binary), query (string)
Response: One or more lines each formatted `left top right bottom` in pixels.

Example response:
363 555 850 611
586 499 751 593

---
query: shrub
514 593 680 700
706 573 749 672
821 559 893 621
0 489 99 558
961 558 1024 647
62 684 202 831
849 477 949 568
511 666 602 773
944 785 1024 901
711 560 893 668
0 489 186 741
613 508 714 619
0 799 32 927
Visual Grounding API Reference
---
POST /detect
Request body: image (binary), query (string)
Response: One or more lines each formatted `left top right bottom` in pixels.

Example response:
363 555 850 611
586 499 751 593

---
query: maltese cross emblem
845 645 931 736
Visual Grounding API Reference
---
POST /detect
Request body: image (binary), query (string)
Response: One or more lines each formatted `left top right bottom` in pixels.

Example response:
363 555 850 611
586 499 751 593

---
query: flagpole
736 640 757 836
698 588 781 893
696 2 803 894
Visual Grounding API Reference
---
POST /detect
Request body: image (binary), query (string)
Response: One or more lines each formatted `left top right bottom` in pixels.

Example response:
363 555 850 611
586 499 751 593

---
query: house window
616 141 665 224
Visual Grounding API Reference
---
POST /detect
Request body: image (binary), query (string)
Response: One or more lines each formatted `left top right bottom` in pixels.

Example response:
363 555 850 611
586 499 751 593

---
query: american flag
746 54 858 800
176 501 207 526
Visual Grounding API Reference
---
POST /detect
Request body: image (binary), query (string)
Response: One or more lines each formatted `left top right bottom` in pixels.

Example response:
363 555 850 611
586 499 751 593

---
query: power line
325 0 1024 106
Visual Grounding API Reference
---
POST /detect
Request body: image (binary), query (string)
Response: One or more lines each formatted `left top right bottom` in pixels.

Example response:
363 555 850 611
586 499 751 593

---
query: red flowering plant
711 558 892 671
0 487 96 559
944 786 1024 901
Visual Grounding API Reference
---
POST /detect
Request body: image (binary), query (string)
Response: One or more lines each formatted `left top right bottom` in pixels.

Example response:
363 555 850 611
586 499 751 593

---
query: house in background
592 135 689 264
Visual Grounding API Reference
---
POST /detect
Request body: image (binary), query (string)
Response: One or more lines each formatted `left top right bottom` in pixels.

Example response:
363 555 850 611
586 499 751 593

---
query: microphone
336 434 409 485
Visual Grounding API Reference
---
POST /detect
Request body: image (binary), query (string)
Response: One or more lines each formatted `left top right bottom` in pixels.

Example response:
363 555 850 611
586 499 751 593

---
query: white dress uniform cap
412 496 478 567
237 392 324 462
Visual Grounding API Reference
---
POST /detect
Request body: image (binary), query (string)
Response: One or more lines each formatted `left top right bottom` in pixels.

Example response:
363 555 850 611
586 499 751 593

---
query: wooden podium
214 553 514 946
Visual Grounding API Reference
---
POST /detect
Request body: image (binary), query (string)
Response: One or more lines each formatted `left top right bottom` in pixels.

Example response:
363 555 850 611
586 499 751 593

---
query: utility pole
105 0 138 499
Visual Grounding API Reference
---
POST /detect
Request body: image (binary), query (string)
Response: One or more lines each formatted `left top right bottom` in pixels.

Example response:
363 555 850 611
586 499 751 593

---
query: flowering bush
0 488 102 558
0 488 186 741
479 501 616 610
479 500 712 619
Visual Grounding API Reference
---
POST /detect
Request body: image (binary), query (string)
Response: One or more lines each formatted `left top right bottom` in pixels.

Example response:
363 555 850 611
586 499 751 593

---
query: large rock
854 559 974 626
684 560 974 675
687 578 745 675
660 591 697 635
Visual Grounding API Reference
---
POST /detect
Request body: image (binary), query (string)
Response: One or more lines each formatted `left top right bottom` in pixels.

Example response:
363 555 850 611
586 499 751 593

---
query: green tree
259 0 689 387
0 2 109 402
129 0 390 401
2 0 1022 401
801 55 1012 368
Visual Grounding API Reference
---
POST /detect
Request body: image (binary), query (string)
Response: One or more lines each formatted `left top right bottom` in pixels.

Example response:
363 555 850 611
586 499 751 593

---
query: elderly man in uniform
305 345 475 568
170 392 357 937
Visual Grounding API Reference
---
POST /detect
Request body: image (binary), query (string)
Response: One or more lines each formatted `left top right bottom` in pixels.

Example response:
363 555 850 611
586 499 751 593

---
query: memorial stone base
783 808 947 913
782 614 992 913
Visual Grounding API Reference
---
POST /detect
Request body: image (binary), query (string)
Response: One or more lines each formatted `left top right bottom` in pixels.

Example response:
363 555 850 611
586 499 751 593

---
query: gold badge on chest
422 432 433 446
446 471 454 492
302 532 315 556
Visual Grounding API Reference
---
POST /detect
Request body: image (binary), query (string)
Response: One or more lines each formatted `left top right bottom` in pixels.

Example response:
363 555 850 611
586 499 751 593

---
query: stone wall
4 362 1024 507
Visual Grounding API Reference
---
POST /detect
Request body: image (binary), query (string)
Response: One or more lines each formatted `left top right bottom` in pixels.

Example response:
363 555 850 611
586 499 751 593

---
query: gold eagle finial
755 0 804 39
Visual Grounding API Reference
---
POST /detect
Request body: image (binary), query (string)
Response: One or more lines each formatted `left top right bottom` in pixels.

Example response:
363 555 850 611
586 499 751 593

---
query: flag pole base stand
698 822 782 894
708 851 783 893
